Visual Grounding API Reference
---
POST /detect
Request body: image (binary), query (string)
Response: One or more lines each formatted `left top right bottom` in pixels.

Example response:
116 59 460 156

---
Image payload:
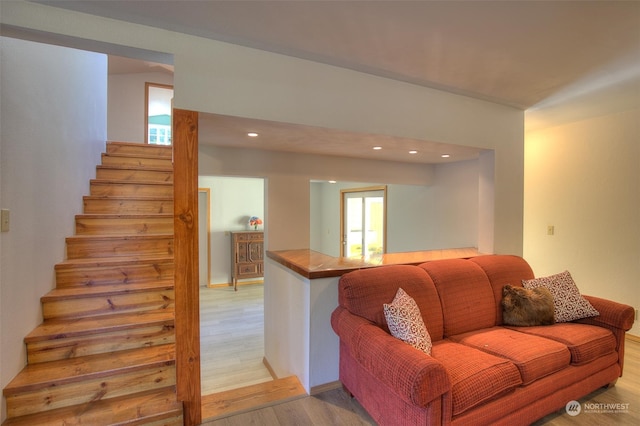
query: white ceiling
36 0 640 164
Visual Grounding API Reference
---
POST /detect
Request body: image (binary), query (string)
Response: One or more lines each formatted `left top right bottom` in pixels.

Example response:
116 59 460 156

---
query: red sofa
331 255 635 425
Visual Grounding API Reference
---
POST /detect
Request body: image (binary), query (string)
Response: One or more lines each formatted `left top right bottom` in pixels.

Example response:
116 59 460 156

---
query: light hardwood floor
200 283 273 395
203 336 640 425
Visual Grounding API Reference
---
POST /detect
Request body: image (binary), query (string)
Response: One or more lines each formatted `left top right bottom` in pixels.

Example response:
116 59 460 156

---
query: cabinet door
236 241 249 263
248 241 263 262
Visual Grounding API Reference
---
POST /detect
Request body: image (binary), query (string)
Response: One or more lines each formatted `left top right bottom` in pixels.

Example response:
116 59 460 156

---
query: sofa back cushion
338 265 444 341
419 259 496 337
469 255 535 325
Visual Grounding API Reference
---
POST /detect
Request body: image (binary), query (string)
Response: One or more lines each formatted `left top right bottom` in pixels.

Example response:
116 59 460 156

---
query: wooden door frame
339 185 388 257
198 188 211 287
173 108 201 425
145 82 174 144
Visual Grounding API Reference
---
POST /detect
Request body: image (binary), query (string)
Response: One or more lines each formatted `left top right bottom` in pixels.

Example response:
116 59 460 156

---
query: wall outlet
547 225 555 236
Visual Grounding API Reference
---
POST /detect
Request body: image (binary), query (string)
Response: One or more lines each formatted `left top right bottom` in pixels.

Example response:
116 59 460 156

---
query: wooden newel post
172 108 202 425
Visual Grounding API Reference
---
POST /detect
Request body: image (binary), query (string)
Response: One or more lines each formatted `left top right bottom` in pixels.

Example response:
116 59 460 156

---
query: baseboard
207 279 264 289
263 357 278 380
626 333 640 343
310 381 342 395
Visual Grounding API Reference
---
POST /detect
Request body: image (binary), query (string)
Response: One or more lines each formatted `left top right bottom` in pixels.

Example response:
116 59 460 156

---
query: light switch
1 209 9 232
547 225 554 236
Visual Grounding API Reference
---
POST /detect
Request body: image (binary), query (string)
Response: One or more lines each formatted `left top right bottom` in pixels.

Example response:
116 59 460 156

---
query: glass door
341 186 386 258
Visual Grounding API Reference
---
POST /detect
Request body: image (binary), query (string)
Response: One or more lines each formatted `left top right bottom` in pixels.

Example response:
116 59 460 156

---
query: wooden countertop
266 247 483 279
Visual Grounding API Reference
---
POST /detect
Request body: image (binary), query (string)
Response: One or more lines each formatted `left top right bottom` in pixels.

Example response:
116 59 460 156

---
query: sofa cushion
419 259 496 337
431 340 522 416
384 288 432 355
506 323 617 365
469 255 535 324
339 265 444 341
450 327 571 385
523 271 599 322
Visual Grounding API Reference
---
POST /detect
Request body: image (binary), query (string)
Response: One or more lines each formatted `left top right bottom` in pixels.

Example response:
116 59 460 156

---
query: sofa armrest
578 295 635 331
332 306 450 407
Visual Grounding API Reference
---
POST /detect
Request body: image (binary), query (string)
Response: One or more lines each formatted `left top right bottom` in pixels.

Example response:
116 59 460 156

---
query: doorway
197 177 269 396
145 82 173 145
340 186 387 257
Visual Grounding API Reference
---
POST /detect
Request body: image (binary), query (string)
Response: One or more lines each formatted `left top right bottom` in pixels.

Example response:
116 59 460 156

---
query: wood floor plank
200 284 272 395
201 376 306 421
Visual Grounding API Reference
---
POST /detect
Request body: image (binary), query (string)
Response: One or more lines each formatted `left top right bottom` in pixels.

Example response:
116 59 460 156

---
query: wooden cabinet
230 231 264 291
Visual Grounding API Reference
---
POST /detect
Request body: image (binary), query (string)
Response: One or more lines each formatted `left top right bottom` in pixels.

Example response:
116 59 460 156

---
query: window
145 82 173 145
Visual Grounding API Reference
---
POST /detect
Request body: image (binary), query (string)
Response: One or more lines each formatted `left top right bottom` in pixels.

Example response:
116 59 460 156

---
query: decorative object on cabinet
230 231 264 291
248 216 263 230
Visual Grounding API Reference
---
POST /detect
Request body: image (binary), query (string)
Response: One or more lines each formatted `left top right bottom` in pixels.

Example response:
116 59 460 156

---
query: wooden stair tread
3 344 176 395
91 179 173 186
102 151 171 159
76 213 173 219
66 233 173 241
97 164 174 172
83 195 174 200
107 141 172 149
106 142 172 156
25 309 175 343
201 376 307 421
55 254 174 269
2 387 181 426
41 280 174 301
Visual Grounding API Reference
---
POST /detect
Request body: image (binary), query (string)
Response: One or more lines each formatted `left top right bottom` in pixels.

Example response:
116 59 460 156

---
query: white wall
108 71 173 143
428 159 480 249
180 43 523 254
0 37 106 421
524 108 640 336
198 146 440 251
198 176 264 285
310 161 480 257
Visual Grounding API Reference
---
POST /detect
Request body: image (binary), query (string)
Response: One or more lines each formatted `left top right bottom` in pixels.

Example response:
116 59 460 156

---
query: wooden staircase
2 142 182 425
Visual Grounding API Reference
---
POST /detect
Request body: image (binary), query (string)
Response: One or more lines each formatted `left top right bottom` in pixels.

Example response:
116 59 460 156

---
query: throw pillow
501 284 555 326
522 271 599 322
383 287 432 355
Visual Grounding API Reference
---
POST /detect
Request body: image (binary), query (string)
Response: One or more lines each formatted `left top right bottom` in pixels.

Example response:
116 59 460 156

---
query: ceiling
35 0 640 164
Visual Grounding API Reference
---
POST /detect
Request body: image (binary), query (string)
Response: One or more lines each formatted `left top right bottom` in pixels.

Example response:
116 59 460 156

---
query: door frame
145 82 174 144
198 188 211 287
339 185 387 257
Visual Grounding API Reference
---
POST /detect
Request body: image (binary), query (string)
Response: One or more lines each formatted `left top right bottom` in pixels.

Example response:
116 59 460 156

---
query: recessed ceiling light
409 150 418 154
247 132 259 137
441 154 451 158
373 146 382 150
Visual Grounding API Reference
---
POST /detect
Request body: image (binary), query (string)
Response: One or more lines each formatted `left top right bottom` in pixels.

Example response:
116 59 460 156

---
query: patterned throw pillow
522 271 599 322
383 287 432 355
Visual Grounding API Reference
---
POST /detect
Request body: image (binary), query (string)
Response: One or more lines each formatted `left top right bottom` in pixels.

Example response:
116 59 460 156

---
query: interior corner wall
524 108 640 336
0 37 107 421
108 71 173 143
